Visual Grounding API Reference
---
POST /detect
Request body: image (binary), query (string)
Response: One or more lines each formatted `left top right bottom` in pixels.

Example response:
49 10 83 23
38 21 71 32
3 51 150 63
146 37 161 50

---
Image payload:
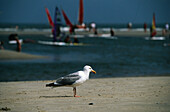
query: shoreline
1 75 170 82
0 50 47 60
0 29 169 37
0 76 170 112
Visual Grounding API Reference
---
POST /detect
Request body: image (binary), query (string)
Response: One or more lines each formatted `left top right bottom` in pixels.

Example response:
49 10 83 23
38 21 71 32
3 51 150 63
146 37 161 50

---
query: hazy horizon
0 0 170 24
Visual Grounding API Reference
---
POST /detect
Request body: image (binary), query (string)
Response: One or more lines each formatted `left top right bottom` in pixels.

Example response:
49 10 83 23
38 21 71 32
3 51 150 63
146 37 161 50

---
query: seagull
46 65 96 97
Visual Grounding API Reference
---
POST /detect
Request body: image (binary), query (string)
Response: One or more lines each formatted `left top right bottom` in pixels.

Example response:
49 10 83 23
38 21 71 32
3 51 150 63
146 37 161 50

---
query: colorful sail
151 13 156 37
152 13 156 30
53 6 62 41
78 0 84 25
45 8 54 27
61 9 73 27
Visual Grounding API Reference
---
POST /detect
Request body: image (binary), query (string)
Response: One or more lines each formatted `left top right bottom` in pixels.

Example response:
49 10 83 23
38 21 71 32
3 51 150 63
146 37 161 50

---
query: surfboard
145 37 165 40
9 39 23 44
38 41 85 46
88 34 118 39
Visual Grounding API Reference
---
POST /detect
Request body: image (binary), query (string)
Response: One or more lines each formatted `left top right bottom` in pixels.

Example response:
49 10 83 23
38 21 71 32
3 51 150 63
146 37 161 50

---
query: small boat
42 6 85 46
145 13 165 40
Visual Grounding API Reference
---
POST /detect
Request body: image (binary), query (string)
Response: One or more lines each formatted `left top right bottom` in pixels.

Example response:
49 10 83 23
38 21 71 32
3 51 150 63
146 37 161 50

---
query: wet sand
0 50 47 60
0 77 170 112
0 29 169 37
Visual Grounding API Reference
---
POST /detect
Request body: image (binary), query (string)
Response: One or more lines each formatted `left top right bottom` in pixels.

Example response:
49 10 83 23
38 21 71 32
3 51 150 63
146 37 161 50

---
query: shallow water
0 34 170 81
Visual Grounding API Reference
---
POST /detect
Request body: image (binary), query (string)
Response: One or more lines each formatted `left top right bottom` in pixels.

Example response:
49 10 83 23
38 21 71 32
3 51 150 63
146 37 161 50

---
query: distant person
8 34 18 41
162 29 166 36
91 22 96 32
16 38 21 52
127 22 132 30
0 41 4 50
94 28 98 35
110 28 115 36
150 26 153 37
165 23 169 32
143 23 147 32
69 25 76 34
73 36 79 43
52 26 61 42
64 35 72 43
88 23 92 32
15 25 19 31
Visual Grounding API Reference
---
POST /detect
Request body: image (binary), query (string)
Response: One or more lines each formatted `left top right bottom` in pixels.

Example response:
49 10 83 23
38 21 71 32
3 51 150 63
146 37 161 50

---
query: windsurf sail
61 9 74 33
45 8 54 27
151 13 157 37
78 0 84 25
61 9 73 27
61 0 85 33
53 6 62 41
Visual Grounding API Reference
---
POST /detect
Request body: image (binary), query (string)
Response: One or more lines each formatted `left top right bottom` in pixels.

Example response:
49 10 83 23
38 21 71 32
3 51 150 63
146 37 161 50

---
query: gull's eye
89 68 92 69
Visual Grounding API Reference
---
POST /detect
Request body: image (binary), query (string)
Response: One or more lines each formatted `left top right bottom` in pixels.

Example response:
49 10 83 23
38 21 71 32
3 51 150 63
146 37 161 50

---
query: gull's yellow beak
91 70 96 74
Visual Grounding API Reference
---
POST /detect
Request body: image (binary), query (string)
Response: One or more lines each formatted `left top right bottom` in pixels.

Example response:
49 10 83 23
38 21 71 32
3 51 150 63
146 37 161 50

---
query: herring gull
46 65 96 97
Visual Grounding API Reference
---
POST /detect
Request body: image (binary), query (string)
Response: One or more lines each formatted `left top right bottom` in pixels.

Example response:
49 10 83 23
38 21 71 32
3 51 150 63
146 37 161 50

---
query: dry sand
0 77 170 112
0 50 47 60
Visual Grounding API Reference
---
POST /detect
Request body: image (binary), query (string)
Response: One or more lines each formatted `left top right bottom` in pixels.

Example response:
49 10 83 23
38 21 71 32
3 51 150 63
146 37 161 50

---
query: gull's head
83 65 96 74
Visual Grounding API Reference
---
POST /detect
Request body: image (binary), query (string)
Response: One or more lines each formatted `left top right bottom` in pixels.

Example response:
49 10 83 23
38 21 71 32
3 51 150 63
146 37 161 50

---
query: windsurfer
16 38 21 52
94 28 98 35
144 23 147 32
165 23 169 32
0 41 4 50
127 22 132 30
64 35 72 43
74 36 79 43
110 28 115 36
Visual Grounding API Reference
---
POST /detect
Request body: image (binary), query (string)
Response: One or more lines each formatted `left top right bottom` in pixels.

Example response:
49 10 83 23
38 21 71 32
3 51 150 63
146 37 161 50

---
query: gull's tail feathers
46 82 63 87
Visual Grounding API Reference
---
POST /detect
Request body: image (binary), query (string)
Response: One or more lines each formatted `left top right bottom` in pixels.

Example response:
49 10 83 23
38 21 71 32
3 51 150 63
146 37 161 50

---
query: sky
0 0 170 24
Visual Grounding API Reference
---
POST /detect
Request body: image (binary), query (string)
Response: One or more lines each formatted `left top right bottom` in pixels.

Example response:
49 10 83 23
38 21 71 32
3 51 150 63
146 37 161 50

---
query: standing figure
144 23 147 32
16 38 21 52
110 28 115 36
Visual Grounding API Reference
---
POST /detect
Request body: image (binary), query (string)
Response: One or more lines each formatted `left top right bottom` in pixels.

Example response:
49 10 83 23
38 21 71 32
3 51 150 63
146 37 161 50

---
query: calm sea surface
0 27 170 81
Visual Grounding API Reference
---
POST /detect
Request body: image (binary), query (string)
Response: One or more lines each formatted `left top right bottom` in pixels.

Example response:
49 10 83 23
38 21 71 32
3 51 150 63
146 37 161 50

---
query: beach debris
0 107 11 111
88 103 94 105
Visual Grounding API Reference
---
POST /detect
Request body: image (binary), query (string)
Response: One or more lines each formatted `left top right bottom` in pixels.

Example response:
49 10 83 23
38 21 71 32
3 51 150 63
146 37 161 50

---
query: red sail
78 0 84 25
45 8 54 27
61 9 73 27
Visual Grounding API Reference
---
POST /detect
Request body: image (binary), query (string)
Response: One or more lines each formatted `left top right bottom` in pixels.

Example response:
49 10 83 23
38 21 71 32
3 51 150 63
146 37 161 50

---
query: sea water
0 24 170 81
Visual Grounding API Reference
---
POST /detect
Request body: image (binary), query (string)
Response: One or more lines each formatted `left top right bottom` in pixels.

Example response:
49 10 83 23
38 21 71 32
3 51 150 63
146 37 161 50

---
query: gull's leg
73 87 80 97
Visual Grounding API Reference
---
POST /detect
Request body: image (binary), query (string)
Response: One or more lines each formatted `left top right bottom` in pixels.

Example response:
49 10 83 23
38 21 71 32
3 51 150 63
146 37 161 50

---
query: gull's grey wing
56 72 81 85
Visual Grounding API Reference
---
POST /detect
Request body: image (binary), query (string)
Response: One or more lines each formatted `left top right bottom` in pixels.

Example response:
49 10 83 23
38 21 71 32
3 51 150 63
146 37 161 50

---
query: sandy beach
0 77 170 112
0 50 47 60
